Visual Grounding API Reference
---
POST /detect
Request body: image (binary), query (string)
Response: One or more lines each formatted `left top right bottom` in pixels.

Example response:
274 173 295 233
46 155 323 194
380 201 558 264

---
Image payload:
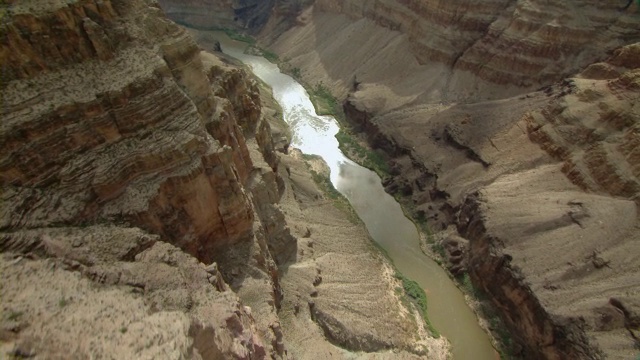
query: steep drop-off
168 0 640 358
262 2 640 358
0 1 447 358
1 0 289 357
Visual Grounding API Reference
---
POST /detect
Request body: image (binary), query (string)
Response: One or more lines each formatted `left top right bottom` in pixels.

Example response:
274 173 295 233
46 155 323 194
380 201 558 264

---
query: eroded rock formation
1 0 447 358
1 0 290 357
227 0 639 358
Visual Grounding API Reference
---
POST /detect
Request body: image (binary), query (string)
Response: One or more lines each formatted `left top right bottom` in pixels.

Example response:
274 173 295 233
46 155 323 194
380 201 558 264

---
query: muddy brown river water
219 34 498 360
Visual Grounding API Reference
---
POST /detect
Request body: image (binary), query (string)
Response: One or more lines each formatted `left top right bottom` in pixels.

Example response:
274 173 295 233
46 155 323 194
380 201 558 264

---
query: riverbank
263 41 509 357
236 32 512 360
302 82 512 359
189 28 452 359
192 28 499 360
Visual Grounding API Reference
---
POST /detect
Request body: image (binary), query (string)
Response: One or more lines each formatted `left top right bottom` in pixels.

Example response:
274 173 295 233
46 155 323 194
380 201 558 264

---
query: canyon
159 0 640 359
1 0 639 360
1 0 446 359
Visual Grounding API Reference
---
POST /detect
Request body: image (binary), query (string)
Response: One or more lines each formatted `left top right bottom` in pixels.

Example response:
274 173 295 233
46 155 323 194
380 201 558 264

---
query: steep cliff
1 0 274 260
248 1 639 358
1 1 447 358
157 0 312 34
1 0 292 357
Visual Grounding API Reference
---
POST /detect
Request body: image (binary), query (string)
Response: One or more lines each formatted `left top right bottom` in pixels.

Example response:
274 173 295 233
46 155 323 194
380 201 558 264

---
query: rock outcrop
1 228 266 359
1 0 273 261
1 1 447 359
263 0 640 106
232 1 639 358
527 44 640 202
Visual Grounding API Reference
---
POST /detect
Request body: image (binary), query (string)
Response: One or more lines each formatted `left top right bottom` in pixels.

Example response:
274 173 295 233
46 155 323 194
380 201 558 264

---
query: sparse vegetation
8 310 23 321
335 130 389 177
431 241 447 260
303 83 391 177
58 297 68 308
459 273 479 297
224 29 255 44
120 327 128 334
291 67 302 80
456 273 514 359
309 169 340 200
261 49 279 63
171 21 257 45
394 272 440 338
308 83 343 120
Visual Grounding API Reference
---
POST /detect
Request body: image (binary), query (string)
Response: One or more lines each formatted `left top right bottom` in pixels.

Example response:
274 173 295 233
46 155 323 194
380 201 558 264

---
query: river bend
220 36 497 360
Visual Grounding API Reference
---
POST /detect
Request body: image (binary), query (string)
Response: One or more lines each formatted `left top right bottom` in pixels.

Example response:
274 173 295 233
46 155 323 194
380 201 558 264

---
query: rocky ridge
2 0 287 357
1 0 445 358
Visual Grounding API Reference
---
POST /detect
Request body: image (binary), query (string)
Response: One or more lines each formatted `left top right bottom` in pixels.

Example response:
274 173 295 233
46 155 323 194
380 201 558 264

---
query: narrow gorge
1 0 639 360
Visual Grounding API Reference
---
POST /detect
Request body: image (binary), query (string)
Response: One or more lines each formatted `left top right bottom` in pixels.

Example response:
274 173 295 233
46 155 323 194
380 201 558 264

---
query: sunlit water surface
219 36 498 360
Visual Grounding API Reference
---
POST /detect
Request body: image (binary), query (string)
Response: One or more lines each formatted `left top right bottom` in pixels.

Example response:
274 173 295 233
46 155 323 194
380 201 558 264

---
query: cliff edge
0 1 447 358
226 0 639 358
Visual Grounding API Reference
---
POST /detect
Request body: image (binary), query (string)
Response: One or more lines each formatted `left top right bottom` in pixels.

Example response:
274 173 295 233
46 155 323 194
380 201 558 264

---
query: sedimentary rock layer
0 0 272 260
1 0 289 357
1 1 448 358
248 1 640 358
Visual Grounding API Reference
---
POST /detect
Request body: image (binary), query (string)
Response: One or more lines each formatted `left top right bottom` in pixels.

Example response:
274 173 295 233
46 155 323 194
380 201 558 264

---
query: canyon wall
147 0 640 356
1 0 292 357
0 1 447 358
253 1 640 358
1 0 289 266
157 0 313 35
157 0 273 31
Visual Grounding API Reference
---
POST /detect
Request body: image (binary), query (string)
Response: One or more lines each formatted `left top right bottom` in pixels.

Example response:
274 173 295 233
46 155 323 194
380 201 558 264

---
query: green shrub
335 130 389 176
291 67 302 80
223 29 255 44
8 310 23 321
306 166 360 224
394 272 440 338
262 50 279 63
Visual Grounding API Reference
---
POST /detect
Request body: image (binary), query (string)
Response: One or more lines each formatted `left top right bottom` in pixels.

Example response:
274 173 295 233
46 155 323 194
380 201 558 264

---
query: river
216 34 498 360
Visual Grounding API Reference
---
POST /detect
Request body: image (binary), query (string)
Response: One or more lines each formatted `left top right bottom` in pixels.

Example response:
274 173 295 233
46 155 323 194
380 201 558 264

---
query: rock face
312 0 638 90
157 0 314 35
1 1 447 359
1 228 266 359
2 0 263 260
236 1 639 358
157 0 282 32
1 0 290 357
263 0 640 105
527 45 640 202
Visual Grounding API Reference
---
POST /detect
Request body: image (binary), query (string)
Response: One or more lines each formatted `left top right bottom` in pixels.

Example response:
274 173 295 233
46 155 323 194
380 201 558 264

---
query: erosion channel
215 33 498 360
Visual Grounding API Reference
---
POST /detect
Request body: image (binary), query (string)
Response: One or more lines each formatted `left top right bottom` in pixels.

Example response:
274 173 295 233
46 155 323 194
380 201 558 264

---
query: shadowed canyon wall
1 0 291 357
1 1 450 358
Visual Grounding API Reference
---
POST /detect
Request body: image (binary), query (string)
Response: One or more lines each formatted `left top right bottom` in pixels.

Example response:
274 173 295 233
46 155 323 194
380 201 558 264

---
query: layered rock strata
243 1 640 358
1 1 446 358
1 0 291 357
264 0 640 106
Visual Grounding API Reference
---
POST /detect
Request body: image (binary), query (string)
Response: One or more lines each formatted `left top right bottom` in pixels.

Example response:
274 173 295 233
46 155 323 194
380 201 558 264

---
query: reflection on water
219 37 497 360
